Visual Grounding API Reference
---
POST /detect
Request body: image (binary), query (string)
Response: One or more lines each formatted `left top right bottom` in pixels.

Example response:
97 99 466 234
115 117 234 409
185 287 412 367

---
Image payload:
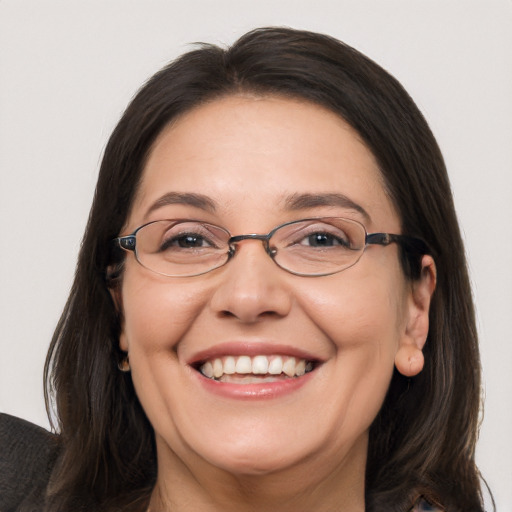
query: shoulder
0 413 60 512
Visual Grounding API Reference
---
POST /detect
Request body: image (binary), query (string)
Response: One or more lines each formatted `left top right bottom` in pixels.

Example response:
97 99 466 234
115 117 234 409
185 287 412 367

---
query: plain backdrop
1 0 510 509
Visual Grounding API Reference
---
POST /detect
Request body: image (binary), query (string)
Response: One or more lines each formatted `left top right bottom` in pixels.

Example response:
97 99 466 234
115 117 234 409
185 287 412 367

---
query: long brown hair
44 27 485 511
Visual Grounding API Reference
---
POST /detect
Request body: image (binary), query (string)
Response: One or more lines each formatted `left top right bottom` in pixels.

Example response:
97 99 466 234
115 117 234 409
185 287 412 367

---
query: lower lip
194 370 315 400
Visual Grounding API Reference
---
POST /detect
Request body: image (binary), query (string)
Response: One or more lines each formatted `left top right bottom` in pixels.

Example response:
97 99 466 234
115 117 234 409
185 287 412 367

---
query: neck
147 434 367 512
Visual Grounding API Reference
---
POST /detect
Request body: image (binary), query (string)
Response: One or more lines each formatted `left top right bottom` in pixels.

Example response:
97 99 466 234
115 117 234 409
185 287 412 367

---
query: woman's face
117 95 425 482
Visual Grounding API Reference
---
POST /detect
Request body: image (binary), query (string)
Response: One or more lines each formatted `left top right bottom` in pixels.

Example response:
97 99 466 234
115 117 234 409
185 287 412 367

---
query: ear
108 278 129 352
395 255 436 377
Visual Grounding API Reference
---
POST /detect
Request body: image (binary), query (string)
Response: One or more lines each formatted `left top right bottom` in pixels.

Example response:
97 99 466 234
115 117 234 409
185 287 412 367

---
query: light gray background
1 1 510 509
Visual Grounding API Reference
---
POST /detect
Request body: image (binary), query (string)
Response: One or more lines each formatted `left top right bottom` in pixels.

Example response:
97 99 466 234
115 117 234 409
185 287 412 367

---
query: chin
177 417 340 478
202 445 307 476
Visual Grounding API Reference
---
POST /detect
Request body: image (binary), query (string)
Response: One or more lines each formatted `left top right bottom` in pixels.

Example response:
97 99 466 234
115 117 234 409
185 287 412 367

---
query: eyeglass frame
112 217 430 278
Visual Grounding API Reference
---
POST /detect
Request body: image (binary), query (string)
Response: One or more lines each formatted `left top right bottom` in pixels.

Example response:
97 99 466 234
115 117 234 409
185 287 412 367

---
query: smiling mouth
196 355 316 383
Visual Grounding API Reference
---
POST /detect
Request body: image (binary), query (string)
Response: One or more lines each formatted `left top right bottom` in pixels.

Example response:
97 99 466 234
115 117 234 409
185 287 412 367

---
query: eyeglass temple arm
115 236 136 252
366 233 430 255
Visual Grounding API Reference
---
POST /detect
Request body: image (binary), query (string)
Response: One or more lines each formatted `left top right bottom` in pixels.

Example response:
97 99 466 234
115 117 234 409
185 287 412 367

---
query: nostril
218 310 236 319
216 308 279 321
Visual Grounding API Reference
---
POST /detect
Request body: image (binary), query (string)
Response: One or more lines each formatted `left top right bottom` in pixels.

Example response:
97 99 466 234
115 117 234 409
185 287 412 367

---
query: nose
209 238 293 323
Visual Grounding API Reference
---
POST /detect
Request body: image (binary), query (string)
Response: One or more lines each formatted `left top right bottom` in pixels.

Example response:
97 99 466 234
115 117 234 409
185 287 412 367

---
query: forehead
129 95 398 231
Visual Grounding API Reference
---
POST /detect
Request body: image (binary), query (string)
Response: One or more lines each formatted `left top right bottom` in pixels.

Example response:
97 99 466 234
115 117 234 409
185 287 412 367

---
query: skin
115 95 435 512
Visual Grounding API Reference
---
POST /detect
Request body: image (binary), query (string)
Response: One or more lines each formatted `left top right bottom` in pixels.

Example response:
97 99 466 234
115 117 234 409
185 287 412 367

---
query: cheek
118 268 214 432
312 276 404 420
119 266 210 352
299 272 404 349
297 265 406 393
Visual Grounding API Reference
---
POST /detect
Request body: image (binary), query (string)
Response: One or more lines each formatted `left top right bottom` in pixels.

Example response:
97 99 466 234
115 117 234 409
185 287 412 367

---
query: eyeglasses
113 217 429 278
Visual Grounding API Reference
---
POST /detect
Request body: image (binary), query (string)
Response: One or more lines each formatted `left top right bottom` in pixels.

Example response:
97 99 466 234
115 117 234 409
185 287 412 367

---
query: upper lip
187 341 324 366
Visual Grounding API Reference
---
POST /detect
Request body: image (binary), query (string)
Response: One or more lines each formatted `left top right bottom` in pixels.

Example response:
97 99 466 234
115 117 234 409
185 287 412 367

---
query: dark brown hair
44 27 485 511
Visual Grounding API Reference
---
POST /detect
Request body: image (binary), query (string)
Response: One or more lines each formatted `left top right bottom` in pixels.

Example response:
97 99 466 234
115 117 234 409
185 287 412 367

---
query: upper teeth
199 355 313 380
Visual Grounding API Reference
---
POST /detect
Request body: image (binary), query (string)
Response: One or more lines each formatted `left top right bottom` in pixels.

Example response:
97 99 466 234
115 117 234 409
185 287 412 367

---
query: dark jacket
0 413 59 512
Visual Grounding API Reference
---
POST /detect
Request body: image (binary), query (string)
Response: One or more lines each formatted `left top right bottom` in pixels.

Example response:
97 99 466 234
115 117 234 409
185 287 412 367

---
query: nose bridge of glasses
228 233 274 256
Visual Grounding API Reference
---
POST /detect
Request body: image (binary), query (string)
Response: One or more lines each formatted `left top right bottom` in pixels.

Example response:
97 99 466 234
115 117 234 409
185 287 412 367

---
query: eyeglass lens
132 218 367 277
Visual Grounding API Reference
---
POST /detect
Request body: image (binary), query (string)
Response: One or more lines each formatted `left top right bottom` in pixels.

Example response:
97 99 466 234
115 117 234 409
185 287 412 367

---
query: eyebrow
145 192 218 217
144 191 370 222
284 193 370 222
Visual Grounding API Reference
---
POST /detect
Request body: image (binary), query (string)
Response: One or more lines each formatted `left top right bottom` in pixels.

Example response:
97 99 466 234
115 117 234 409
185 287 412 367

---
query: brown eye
159 232 214 251
302 232 349 248
164 234 208 249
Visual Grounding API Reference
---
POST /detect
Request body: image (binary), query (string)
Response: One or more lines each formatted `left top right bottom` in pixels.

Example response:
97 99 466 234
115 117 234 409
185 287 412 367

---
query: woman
2 27 485 511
